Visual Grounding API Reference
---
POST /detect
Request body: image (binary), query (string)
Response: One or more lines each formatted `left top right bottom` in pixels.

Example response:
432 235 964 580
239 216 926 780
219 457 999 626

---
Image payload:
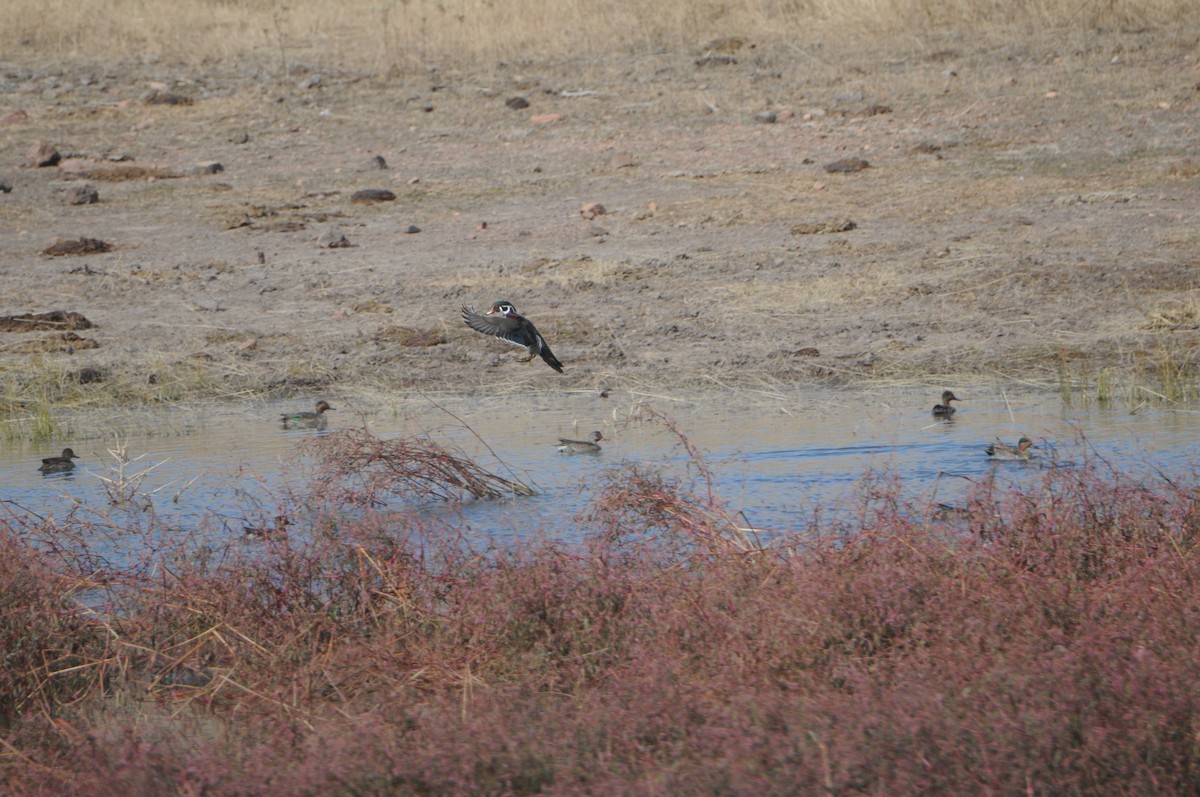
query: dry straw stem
2 0 1194 69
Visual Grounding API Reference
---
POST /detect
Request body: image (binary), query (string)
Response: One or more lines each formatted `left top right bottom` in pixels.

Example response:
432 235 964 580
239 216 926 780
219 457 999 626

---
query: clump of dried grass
304 426 535 503
2 0 1193 71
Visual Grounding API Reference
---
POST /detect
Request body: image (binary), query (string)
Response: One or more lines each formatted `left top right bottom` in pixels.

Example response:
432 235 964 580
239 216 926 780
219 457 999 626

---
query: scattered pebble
26 139 60 167
531 113 562 125
362 154 388 170
753 110 777 124
0 310 94 331
72 367 106 384
43 237 112 256
350 188 396 203
191 161 224 175
145 90 193 105
506 96 530 109
404 224 421 234
318 227 352 248
824 157 870 173
790 219 856 235
580 202 606 220
66 184 99 205
695 54 737 67
229 130 250 144
0 178 12 193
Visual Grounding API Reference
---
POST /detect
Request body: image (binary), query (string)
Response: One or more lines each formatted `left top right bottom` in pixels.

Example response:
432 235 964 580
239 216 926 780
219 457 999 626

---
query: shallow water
3 387 1199 556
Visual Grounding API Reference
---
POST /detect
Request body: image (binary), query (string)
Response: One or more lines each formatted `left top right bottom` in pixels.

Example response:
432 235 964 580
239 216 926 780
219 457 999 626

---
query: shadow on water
2 386 1200 566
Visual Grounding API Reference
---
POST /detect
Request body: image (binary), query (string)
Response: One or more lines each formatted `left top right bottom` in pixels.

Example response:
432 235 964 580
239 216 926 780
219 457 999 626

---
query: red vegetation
2 426 1200 795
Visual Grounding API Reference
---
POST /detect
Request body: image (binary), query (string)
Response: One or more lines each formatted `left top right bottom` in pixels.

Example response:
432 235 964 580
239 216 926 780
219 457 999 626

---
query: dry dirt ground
1 29 1199 407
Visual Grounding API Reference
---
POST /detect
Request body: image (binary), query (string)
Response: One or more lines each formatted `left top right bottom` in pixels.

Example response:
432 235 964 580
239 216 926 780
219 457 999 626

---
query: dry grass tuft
1 0 1194 70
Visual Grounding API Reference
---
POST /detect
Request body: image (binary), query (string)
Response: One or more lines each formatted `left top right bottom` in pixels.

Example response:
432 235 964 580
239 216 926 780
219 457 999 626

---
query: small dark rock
145 90 193 106
421 102 434 113
0 310 94 332
791 219 856 235
695 54 737 67
753 110 778 124
191 161 224 175
506 96 530 109
72 367 106 384
66 184 99 205
350 188 396 204
362 154 388 170
43 238 112 256
318 227 352 248
404 224 421 234
824 158 870 174
0 178 13 193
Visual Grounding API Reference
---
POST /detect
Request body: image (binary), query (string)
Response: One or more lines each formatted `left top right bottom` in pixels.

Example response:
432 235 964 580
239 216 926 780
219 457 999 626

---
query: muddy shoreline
2 30 1198 411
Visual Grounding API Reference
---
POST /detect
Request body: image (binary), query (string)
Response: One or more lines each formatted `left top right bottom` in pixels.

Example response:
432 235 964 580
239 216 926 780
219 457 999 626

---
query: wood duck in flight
461 300 564 373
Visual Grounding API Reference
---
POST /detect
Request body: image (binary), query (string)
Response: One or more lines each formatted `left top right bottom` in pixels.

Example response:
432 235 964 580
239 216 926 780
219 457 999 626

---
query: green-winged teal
462 300 564 373
986 436 1035 461
932 390 961 417
281 400 334 430
243 515 290 540
38 448 79 473
557 430 603 454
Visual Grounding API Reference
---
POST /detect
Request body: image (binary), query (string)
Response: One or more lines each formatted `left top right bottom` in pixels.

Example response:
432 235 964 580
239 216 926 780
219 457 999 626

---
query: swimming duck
986 436 1035 461
243 515 290 540
557 431 603 454
38 447 79 473
462 300 564 373
932 391 961 417
281 400 334 430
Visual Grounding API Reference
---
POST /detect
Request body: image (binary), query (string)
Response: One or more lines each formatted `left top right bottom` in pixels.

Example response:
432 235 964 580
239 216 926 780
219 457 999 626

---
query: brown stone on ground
58 159 182 181
26 140 60 167
824 157 870 173
375 326 447 347
695 54 737 67
531 113 562 125
580 202 606 220
791 219 857 235
145 91 194 106
72 367 106 384
66 184 100 205
350 188 396 203
0 310 95 332
318 227 352 248
43 238 113 256
353 300 393 314
4 332 99 353
0 109 30 125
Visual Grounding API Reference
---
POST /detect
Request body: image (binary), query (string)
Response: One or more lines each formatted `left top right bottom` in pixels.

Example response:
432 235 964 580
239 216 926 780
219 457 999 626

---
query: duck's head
316 400 334 413
941 391 960 404
487 301 518 317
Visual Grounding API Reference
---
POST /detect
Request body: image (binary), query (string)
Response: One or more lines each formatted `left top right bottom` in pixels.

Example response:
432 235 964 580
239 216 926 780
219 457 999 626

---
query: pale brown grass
3 0 1194 71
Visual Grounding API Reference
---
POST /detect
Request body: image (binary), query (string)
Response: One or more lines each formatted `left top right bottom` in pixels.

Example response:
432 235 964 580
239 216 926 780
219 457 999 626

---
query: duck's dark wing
462 305 528 347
